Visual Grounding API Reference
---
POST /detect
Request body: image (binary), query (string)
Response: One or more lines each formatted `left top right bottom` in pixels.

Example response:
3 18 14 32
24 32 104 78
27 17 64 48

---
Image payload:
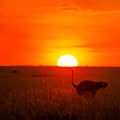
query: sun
57 54 78 67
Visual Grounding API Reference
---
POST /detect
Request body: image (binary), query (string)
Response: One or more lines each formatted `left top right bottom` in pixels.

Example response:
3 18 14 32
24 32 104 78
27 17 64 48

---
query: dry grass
0 66 120 120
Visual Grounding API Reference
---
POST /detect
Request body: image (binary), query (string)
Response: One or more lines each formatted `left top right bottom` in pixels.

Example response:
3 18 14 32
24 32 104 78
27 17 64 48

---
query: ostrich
71 69 108 97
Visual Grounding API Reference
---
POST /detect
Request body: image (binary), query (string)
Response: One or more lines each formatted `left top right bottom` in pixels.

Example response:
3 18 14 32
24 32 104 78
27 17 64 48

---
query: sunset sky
1 0 120 66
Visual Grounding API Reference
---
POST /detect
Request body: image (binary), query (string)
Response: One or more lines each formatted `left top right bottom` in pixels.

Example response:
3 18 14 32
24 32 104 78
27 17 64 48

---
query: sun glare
57 54 78 67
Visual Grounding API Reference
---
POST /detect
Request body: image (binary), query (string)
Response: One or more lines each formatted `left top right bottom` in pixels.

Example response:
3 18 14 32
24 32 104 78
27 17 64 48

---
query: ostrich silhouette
71 68 108 97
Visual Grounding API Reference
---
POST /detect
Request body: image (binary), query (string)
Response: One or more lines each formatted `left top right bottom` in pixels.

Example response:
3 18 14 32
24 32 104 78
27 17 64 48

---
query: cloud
58 0 120 13
74 0 120 10
57 42 120 53
58 2 80 11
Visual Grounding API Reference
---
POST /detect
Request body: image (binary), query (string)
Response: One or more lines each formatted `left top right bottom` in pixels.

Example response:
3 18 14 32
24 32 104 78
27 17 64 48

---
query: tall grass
0 67 120 120
0 86 119 120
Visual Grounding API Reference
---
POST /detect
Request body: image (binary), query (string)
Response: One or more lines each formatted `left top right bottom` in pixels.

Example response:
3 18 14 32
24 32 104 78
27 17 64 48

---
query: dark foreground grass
0 66 120 120
0 86 119 120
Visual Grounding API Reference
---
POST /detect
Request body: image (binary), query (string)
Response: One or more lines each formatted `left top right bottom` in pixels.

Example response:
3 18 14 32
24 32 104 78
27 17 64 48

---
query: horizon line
0 65 120 68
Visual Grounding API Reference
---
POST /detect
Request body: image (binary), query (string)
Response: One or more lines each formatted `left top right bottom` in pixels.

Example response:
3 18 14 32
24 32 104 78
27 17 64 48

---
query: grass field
0 66 120 120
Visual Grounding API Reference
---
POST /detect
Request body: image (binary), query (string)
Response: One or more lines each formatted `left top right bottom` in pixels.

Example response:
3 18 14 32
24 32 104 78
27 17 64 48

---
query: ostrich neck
71 69 77 88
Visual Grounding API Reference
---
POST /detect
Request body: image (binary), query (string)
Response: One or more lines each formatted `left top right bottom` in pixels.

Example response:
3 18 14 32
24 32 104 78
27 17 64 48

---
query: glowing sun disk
57 54 78 67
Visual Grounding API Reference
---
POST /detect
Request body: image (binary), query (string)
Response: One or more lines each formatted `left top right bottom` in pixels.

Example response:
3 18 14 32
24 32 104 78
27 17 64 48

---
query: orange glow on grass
57 54 78 67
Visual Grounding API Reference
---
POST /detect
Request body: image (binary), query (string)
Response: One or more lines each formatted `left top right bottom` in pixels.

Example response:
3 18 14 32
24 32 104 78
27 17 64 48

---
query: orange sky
1 0 120 66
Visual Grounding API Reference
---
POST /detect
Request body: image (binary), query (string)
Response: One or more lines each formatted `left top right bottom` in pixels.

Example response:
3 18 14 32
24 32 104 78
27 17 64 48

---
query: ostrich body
71 69 108 97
